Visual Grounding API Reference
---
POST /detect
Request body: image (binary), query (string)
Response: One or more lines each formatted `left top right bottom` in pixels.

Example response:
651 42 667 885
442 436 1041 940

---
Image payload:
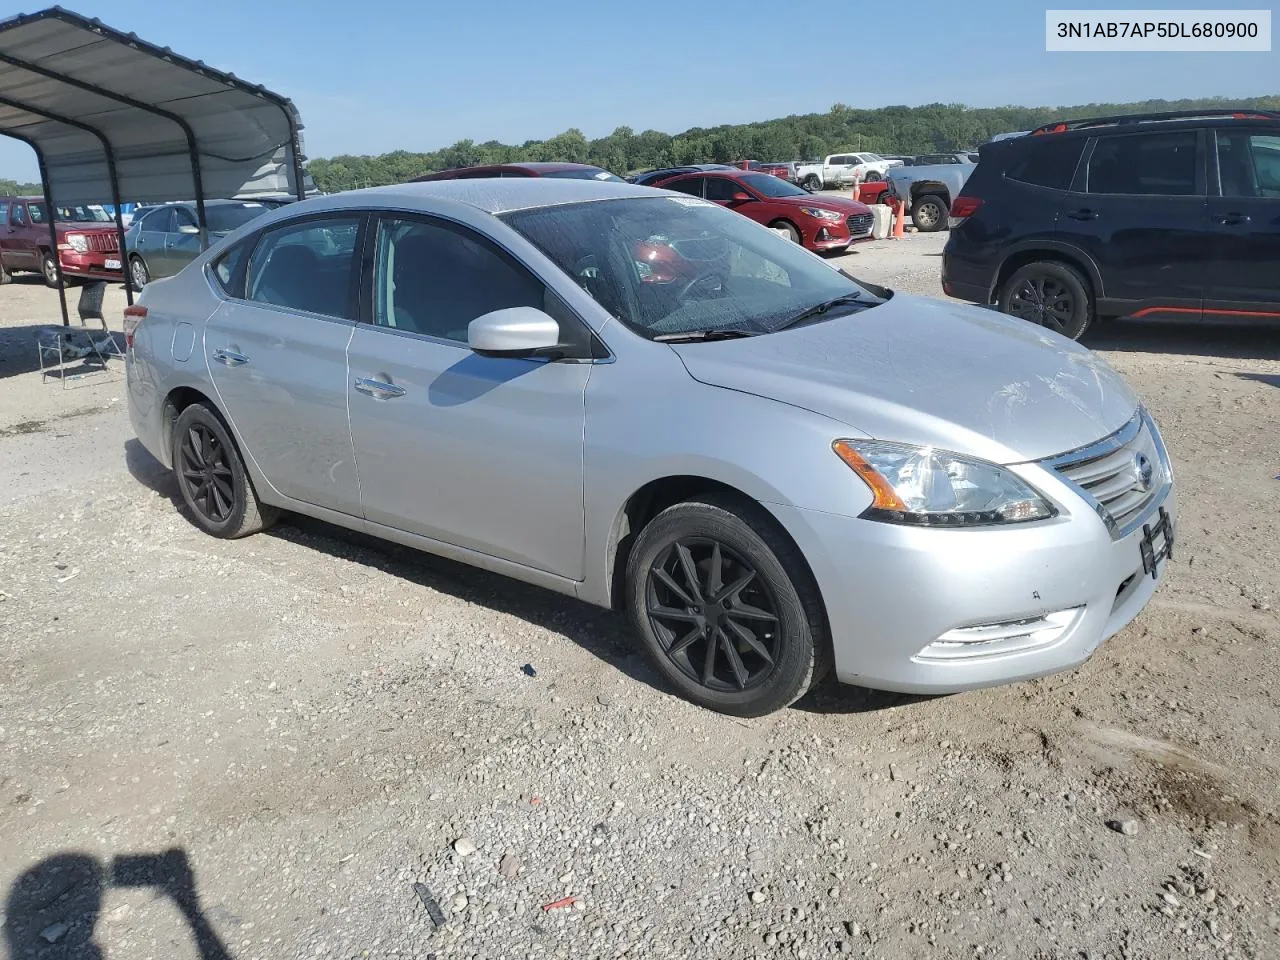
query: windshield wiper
774 294 867 332
653 329 757 343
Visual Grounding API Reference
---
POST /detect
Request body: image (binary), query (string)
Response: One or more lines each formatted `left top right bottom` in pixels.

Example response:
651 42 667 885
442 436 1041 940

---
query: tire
172 403 278 539
769 220 802 245
129 255 149 291
625 494 828 717
802 175 822 193
998 260 1094 341
910 194 948 232
41 251 60 288
0 260 10 284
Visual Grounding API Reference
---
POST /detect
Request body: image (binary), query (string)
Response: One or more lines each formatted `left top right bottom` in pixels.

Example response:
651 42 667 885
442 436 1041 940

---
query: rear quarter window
1005 139 1086 189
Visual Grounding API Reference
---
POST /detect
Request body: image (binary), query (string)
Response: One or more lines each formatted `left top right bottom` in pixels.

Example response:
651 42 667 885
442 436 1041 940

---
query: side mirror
177 224 200 235
468 306 562 358
730 191 752 203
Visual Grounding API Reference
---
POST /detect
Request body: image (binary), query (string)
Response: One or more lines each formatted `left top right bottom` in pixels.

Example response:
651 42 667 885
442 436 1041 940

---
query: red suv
0 197 123 286
412 162 624 182
650 169 874 253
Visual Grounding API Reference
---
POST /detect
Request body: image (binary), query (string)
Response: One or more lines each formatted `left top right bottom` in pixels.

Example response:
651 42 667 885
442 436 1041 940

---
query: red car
651 169 874 254
412 162 624 182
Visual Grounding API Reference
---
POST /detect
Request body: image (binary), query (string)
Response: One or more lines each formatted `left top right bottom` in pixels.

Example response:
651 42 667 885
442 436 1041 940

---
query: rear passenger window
664 178 703 197
1086 132 1199 196
1006 139 1085 189
246 216 361 318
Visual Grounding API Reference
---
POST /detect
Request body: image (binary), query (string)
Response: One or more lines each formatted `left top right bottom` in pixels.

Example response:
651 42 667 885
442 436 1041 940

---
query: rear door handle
1065 209 1098 221
353 376 406 400
1214 212 1251 225
213 348 249 366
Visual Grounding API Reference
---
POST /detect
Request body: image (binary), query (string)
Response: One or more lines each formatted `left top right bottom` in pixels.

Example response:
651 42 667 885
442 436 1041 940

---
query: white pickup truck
794 153 900 192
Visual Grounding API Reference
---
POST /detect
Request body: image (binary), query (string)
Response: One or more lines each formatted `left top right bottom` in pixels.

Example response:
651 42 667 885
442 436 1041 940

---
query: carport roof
0 5 306 206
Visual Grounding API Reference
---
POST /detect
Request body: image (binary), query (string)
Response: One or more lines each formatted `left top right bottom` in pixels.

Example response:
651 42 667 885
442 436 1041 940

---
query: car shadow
124 439 914 715
1088 317 1280 361
3 848 233 960
1234 371 1280 390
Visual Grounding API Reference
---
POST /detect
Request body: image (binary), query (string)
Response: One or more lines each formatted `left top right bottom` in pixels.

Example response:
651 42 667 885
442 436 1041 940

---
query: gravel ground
1 237 1278 960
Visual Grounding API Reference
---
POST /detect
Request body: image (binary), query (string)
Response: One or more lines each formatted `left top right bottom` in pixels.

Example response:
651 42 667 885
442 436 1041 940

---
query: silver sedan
126 179 1175 716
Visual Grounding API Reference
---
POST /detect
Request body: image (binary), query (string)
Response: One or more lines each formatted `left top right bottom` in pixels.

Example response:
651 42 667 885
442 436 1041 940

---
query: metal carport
0 5 308 324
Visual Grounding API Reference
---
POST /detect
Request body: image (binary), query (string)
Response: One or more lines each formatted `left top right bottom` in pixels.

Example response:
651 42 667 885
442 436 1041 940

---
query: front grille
1044 412 1167 536
847 213 873 236
85 233 119 253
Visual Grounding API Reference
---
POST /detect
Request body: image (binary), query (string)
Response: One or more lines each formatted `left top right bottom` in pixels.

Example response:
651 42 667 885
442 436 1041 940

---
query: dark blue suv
941 109 1280 340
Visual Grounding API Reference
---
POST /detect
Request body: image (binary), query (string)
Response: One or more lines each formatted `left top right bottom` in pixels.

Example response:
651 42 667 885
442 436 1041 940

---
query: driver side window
10 204 25 226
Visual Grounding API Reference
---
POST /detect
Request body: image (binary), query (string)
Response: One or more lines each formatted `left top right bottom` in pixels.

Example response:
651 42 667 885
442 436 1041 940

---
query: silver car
126 179 1175 717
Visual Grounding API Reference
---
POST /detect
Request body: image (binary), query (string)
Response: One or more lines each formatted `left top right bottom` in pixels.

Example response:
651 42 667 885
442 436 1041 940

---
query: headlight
833 440 1055 526
799 207 843 222
66 233 88 253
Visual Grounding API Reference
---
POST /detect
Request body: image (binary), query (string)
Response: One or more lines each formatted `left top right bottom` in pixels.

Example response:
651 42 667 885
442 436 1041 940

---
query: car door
1207 128 1280 317
345 213 589 580
6 202 36 267
165 206 203 276
134 207 173 276
203 213 365 516
1056 129 1207 318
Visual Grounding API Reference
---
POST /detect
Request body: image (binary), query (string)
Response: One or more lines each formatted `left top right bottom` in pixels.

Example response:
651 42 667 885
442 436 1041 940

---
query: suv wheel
999 261 1094 341
910 194 948 232
41 251 60 288
172 403 278 538
625 494 827 717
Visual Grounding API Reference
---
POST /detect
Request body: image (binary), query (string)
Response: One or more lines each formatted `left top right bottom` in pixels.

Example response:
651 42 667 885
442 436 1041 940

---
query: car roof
414 161 605 181
1020 108 1280 143
301 178 666 217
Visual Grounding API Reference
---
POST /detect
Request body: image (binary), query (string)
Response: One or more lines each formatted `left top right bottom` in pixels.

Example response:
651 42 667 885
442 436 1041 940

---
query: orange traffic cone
891 197 905 239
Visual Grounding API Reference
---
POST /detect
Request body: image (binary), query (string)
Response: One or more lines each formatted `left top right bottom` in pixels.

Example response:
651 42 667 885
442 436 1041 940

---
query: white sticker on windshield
593 171 613 180
668 197 714 207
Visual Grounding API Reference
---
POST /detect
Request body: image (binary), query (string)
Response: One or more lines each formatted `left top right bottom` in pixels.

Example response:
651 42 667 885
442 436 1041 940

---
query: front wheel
41 251 60 288
769 220 802 244
998 261 1094 341
172 403 278 538
129 256 149 291
910 194 948 232
625 495 827 717
802 175 822 193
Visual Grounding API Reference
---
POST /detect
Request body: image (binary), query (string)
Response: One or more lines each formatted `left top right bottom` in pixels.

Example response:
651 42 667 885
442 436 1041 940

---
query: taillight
949 197 984 220
123 304 147 348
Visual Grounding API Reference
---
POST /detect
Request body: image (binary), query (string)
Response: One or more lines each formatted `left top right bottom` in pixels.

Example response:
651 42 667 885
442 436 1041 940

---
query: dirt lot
1 235 1278 960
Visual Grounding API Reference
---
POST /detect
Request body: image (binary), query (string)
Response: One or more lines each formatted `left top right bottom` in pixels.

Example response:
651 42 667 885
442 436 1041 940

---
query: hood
56 222 118 235
774 194 870 214
671 294 1138 464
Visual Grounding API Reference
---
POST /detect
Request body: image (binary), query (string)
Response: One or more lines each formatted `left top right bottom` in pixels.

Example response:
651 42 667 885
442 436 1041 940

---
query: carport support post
34 149 70 327
103 145 133 306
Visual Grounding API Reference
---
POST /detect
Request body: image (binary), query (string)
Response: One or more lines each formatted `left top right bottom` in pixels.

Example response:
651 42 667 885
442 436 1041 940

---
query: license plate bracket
1139 506 1174 579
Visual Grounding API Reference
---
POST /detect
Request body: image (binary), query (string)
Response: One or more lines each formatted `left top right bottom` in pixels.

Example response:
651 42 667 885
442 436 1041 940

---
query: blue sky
0 0 1276 180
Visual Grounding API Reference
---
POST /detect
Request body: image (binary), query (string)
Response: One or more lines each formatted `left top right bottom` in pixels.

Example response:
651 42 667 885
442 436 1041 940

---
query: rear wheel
41 251 60 288
769 219 802 244
625 494 827 717
172 403 278 538
999 261 1094 341
910 194 948 232
129 255 149 291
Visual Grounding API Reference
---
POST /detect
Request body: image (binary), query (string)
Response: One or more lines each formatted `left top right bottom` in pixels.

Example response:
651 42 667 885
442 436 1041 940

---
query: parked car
125 199 273 288
915 153 981 165
628 164 735 186
0 196 124 286
412 162 624 183
746 161 794 181
650 168 874 253
126 178 1176 716
943 108 1280 340
884 160 977 232
794 153 898 192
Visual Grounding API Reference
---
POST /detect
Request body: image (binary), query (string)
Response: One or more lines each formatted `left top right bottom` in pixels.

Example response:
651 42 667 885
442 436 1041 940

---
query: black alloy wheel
179 421 236 524
999 261 1093 341
171 402 277 538
645 537 781 693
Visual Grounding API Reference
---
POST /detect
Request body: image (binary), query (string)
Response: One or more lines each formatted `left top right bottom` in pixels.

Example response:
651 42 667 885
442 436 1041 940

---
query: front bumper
771 470 1176 694
60 250 124 282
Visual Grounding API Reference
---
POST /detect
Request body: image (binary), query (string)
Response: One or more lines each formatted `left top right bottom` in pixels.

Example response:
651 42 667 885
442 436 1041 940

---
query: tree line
306 95 1280 193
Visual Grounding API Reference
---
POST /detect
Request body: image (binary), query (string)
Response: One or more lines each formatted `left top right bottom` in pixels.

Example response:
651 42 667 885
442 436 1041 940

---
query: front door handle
1065 208 1098 221
213 348 249 366
1213 212 1251 226
353 376 406 400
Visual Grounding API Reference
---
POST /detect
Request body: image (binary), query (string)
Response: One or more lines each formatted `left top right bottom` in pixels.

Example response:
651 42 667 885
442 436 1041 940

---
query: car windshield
56 205 112 222
206 203 270 233
738 173 808 198
541 167 625 183
503 196 883 340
